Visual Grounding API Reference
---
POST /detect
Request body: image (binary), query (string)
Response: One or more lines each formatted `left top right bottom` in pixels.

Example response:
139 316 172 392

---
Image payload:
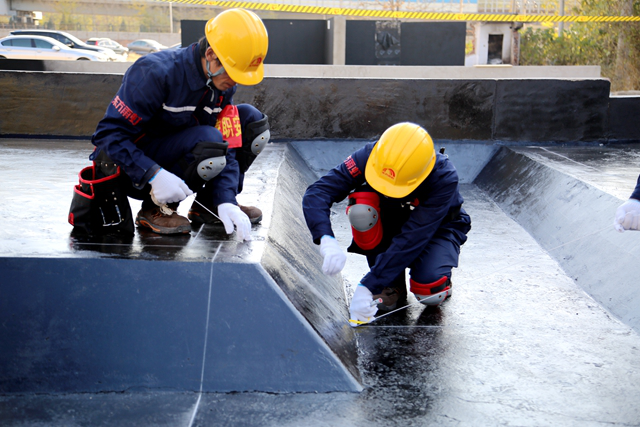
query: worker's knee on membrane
410 276 451 306
347 191 383 250
183 141 228 189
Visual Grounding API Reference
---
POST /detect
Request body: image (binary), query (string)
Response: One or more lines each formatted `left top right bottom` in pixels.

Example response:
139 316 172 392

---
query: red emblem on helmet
382 168 396 179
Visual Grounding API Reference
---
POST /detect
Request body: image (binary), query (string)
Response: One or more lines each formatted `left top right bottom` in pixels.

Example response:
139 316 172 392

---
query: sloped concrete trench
1 139 640 426
289 141 640 426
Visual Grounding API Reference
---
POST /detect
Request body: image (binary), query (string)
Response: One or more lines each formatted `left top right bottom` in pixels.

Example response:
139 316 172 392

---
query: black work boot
135 206 191 235
188 201 262 225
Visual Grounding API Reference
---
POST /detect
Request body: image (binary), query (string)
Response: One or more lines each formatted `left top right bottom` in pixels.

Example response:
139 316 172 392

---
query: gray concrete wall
0 71 119 137
1 70 631 143
265 64 602 79
0 58 603 78
214 77 615 142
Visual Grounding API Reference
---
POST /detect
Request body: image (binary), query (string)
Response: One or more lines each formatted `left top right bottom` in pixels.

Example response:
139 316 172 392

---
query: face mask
205 59 226 91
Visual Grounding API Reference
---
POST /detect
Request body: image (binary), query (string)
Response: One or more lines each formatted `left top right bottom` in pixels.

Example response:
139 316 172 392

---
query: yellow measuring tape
156 0 640 22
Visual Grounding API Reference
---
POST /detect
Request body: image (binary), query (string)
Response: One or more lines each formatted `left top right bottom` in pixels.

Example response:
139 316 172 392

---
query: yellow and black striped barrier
155 0 640 22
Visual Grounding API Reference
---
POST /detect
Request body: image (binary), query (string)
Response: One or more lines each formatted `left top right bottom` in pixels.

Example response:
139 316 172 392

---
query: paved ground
1 139 640 426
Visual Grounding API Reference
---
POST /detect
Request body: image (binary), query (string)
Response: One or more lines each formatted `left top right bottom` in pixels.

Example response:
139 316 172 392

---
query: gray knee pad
238 114 270 173
348 204 379 231
182 141 228 189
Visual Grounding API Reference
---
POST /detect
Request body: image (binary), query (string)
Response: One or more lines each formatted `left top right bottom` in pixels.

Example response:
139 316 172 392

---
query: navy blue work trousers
137 104 263 208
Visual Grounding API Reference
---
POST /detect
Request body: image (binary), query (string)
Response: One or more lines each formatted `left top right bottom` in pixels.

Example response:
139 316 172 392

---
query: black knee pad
182 141 228 190
237 114 270 173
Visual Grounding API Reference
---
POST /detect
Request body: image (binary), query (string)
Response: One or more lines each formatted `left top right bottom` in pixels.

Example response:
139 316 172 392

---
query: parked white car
10 29 119 61
86 37 129 61
0 35 108 61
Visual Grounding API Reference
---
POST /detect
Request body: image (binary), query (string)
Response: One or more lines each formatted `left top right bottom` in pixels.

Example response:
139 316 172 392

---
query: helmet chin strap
205 59 225 91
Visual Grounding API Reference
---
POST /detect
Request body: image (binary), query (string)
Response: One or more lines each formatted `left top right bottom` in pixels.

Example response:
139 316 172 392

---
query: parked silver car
10 29 119 61
127 39 168 56
0 35 108 61
86 37 129 60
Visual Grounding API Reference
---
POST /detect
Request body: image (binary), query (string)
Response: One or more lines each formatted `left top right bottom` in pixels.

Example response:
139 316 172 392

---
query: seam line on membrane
188 243 222 427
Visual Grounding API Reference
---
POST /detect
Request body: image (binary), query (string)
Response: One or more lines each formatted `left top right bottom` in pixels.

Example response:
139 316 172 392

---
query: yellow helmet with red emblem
365 122 436 198
205 9 268 86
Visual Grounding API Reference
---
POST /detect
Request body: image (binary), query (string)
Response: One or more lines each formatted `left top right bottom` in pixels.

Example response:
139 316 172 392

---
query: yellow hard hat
205 9 268 86
365 122 436 198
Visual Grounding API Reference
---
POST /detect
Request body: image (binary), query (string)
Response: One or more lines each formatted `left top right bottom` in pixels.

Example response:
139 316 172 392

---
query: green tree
131 2 168 33
520 0 640 91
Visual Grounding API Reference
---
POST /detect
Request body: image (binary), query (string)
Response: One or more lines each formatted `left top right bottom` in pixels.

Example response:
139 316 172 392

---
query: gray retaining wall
475 146 640 333
1 70 638 143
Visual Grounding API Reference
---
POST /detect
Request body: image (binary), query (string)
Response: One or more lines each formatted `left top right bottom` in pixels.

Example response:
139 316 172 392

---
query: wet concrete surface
510 144 640 200
0 138 280 261
2 139 640 425
474 144 640 334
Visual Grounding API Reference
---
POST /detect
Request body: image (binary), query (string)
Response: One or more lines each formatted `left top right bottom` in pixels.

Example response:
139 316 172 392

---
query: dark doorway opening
488 34 504 64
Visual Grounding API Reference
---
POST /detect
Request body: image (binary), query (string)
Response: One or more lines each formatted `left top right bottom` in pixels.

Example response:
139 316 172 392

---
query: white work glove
319 235 347 276
218 203 252 241
348 284 377 327
149 168 193 205
614 199 640 232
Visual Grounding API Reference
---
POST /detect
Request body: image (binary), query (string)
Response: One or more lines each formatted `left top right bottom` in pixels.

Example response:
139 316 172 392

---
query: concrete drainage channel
1 139 640 425
292 139 640 332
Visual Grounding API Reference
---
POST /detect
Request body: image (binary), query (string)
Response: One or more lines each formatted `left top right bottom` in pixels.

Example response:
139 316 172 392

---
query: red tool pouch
346 191 383 250
68 163 134 236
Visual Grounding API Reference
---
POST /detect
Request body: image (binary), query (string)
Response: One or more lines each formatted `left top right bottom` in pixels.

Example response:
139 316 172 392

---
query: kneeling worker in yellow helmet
87 9 269 239
302 123 472 326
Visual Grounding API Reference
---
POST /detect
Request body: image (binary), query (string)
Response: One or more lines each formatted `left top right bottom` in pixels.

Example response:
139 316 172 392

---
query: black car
9 29 118 61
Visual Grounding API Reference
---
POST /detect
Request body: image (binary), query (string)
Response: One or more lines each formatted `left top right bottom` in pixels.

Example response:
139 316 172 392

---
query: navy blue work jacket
632 175 640 200
302 141 465 293
90 43 238 205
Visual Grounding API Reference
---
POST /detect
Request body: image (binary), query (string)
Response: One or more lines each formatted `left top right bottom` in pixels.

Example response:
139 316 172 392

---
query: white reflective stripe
162 103 196 112
204 106 222 115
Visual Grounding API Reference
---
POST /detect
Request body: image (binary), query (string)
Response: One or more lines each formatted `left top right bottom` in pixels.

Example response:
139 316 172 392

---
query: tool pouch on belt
68 160 134 236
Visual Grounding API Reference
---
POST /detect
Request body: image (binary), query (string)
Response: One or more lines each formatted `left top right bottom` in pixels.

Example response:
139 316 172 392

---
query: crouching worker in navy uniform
89 9 270 240
302 122 471 326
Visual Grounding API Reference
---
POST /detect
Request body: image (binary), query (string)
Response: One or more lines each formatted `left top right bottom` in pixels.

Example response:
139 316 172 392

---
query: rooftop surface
1 138 640 426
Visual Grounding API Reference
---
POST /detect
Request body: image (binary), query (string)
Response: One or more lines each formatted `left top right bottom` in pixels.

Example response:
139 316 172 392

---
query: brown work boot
239 205 262 224
373 285 408 312
135 206 191 235
188 201 262 225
